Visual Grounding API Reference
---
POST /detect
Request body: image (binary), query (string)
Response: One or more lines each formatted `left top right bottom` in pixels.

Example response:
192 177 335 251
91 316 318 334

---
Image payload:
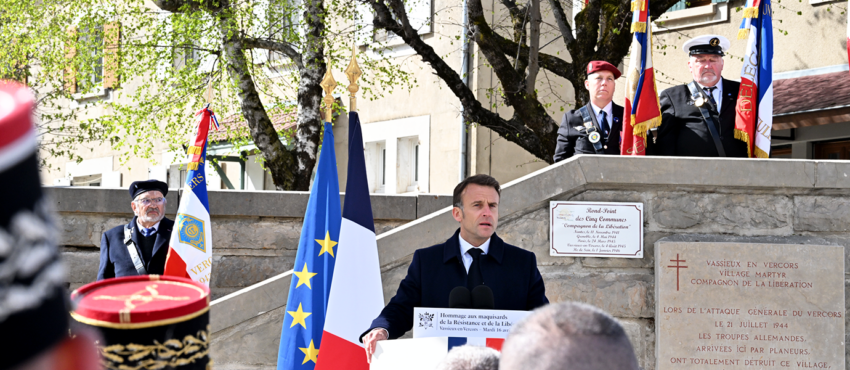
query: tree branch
241 37 303 69
490 32 571 80
546 0 575 46
526 0 540 95
152 0 226 13
366 0 555 163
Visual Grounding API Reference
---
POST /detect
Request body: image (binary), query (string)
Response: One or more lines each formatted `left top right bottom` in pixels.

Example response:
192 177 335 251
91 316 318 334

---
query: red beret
586 61 621 79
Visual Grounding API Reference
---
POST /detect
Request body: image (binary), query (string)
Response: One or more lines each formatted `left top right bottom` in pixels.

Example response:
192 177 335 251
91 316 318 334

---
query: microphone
448 286 472 308
471 285 495 309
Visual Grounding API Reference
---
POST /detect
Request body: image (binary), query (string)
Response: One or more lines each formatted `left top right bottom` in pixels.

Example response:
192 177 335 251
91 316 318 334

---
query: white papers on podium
371 337 449 370
413 307 530 338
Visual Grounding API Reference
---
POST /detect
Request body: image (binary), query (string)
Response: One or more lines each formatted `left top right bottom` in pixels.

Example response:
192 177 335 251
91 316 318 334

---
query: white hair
436 345 500 370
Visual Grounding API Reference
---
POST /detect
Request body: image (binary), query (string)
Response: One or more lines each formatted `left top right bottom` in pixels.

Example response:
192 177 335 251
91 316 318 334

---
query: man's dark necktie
704 87 718 109
599 111 610 137
141 227 156 237
467 248 484 290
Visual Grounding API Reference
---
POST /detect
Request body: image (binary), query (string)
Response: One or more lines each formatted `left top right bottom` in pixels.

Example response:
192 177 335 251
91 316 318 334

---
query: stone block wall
51 187 451 299
96 156 850 370
492 189 850 370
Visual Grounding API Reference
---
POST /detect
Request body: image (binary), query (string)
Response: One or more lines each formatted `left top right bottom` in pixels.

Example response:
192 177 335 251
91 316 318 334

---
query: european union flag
277 122 341 369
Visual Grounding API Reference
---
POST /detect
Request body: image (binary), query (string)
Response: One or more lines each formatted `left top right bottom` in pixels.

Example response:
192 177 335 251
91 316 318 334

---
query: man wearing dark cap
97 179 174 280
654 35 748 157
0 80 102 369
553 61 624 162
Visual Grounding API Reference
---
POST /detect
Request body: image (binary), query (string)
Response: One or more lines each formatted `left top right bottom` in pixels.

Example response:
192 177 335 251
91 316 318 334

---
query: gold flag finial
320 67 338 121
344 44 362 112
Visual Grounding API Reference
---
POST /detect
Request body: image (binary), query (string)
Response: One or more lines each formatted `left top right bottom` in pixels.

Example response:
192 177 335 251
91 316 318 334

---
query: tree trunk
153 0 325 191
526 0 540 96
365 0 683 163
289 0 327 191
218 14 303 190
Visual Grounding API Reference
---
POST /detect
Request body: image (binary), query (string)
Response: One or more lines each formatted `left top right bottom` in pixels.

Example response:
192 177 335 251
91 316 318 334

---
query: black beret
129 180 169 200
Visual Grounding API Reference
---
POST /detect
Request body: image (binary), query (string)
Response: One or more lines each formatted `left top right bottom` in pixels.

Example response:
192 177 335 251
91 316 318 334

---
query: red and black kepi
71 275 212 370
0 81 72 370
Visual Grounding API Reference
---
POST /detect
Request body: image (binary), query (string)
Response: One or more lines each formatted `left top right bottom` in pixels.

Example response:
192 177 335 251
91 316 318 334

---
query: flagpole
320 67 338 121
345 44 362 113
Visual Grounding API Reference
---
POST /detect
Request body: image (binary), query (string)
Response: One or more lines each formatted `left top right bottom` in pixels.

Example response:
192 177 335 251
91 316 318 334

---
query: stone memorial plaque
550 201 643 258
656 242 845 370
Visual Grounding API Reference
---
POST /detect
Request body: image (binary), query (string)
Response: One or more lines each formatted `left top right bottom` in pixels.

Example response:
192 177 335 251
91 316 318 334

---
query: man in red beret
553 61 624 162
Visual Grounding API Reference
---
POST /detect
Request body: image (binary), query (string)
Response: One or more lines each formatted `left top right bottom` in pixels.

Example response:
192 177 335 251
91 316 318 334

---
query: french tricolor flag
163 107 217 286
448 337 506 352
734 0 773 157
314 111 384 370
621 0 662 155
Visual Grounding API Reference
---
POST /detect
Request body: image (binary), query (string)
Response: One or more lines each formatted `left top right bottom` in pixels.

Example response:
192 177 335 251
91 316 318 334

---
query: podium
370 308 529 369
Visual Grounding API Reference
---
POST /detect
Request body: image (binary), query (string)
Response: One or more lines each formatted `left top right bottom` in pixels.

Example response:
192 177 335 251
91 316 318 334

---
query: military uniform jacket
553 102 624 162
97 216 174 280
656 79 748 157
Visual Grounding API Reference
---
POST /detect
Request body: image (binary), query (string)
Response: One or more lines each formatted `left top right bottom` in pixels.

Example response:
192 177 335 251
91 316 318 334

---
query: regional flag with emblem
734 0 774 157
622 0 662 155
314 111 384 370
164 105 220 286
276 122 341 370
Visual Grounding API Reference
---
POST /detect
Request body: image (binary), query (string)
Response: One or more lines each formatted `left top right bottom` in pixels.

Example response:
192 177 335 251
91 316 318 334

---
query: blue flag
277 122 341 370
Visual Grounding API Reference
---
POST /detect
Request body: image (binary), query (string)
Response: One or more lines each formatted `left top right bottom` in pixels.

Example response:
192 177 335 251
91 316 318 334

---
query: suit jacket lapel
151 219 172 261
719 79 735 117
609 104 624 149
125 217 147 271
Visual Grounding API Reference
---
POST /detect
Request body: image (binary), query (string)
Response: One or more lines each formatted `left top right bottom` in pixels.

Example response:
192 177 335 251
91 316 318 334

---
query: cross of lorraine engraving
668 254 688 291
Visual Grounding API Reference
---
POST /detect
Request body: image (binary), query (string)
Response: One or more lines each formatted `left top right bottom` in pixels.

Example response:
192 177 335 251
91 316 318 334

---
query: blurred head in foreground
499 302 639 370
437 345 500 370
0 81 102 370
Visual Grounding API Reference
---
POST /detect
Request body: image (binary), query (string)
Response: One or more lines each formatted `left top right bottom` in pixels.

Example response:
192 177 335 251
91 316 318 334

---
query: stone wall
51 187 452 299
207 155 850 370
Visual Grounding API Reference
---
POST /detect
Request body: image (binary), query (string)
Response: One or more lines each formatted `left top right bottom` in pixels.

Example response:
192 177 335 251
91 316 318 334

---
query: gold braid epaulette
100 326 210 370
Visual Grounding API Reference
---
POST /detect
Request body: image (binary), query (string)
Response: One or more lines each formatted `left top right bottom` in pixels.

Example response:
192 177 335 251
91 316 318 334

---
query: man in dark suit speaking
97 180 175 280
361 174 549 361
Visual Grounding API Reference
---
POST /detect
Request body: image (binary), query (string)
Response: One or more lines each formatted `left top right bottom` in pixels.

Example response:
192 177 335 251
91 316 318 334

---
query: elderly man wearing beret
553 61 624 162
97 180 174 280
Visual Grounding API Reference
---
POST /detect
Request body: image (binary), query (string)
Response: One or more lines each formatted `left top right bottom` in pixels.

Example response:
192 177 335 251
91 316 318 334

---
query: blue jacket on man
364 229 549 340
97 216 174 280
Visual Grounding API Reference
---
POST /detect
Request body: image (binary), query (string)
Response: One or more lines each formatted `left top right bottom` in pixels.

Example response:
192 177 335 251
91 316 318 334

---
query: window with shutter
665 0 718 11
155 12 172 80
656 0 728 32
268 0 301 66
358 0 432 45
103 22 120 89
64 27 77 93
77 26 104 93
170 14 216 73
3 39 28 84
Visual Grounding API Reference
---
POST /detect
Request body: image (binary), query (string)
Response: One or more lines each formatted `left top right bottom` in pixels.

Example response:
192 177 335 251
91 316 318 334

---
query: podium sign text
656 242 845 370
413 307 530 338
550 201 643 258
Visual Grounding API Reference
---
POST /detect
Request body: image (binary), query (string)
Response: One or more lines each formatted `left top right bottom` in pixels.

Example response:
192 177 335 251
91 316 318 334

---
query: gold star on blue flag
277 122 341 370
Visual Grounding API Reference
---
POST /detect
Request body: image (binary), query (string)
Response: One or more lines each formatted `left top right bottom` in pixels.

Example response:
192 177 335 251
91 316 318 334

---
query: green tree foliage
0 0 410 190
362 0 681 163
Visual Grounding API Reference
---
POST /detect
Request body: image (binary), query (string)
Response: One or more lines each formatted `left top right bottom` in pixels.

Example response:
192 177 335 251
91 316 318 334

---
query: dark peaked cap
0 81 70 370
129 179 169 200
